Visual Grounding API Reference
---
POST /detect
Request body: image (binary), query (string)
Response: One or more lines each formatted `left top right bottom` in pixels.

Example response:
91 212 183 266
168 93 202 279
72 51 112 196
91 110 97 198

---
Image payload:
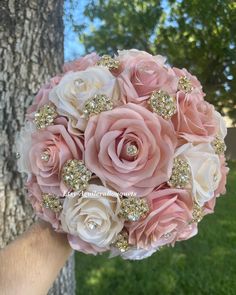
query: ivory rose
49 67 120 131
63 53 100 72
18 117 84 195
84 103 177 196
60 184 124 252
110 245 157 260
172 92 217 142
126 188 197 250
175 143 222 206
117 49 178 104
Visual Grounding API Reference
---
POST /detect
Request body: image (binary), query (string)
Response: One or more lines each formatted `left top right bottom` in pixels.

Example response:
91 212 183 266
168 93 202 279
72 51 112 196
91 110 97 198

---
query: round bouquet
17 49 229 260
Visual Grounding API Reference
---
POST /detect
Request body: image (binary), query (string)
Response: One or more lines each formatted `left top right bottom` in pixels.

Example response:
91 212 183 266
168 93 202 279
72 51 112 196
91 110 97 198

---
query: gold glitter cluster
83 94 113 118
97 55 120 70
178 76 193 93
126 145 138 156
113 231 130 252
168 157 191 188
191 203 204 223
34 104 57 129
62 159 92 191
148 90 177 119
119 197 149 222
212 135 226 155
42 193 62 213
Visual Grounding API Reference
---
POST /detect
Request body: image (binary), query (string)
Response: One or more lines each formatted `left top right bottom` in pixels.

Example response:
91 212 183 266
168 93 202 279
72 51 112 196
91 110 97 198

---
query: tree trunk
0 1 75 294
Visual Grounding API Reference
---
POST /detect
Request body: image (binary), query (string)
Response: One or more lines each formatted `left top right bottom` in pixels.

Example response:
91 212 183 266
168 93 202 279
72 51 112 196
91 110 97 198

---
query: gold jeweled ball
42 193 62 213
191 202 204 223
97 55 120 70
178 76 193 93
41 151 50 162
126 144 138 156
82 94 113 118
212 135 226 155
34 104 58 129
113 231 130 252
148 90 177 119
61 159 92 192
119 197 149 222
168 157 191 189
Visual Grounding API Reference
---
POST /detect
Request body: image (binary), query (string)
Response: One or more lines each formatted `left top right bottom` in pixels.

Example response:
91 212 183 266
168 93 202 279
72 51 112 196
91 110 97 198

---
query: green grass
75 161 236 295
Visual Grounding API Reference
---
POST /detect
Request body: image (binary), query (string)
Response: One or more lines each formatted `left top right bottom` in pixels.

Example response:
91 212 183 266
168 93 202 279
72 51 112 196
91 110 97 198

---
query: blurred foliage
71 0 236 124
76 160 236 295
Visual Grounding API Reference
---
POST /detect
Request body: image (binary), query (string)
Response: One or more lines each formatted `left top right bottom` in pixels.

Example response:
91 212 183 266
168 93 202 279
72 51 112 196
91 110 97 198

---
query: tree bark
0 1 75 294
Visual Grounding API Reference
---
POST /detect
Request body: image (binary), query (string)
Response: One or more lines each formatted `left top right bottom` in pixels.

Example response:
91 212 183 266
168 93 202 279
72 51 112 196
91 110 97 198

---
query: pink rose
28 117 84 195
26 76 62 120
63 53 100 73
26 176 61 230
172 92 217 142
84 103 177 196
126 188 197 249
117 50 177 105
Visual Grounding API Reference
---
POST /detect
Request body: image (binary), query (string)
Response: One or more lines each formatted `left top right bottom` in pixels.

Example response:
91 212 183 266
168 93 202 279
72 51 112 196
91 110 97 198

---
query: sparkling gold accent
119 197 149 222
82 94 113 118
178 76 193 93
168 157 191 189
97 55 120 70
191 202 204 223
41 151 50 162
212 135 226 155
126 145 138 156
148 90 177 119
42 193 62 213
113 231 130 252
34 104 57 129
62 159 92 191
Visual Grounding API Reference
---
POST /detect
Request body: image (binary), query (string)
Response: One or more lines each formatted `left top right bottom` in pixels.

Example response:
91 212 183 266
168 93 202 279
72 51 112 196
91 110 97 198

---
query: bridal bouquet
17 49 228 260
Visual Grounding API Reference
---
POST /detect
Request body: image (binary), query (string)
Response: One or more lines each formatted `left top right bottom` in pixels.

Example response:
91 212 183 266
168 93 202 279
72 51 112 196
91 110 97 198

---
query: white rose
15 121 35 175
49 67 120 130
60 184 124 248
110 246 157 260
175 143 221 206
214 110 227 139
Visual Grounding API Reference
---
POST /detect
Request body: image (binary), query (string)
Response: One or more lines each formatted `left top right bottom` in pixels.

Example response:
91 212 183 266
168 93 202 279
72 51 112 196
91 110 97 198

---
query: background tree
0 1 75 294
74 0 236 124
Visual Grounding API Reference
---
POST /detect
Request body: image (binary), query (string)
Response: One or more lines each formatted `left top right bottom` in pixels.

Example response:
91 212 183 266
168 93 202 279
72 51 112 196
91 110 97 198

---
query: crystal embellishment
62 159 92 191
126 145 138 156
113 231 130 252
178 76 193 93
168 157 191 189
83 94 113 118
41 151 50 162
34 104 57 129
148 90 177 119
191 203 204 223
119 197 149 222
42 193 62 213
212 135 226 155
97 55 120 70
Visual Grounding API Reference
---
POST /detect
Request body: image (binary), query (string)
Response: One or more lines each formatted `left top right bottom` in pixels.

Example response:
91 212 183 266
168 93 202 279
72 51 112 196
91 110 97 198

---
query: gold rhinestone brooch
82 94 113 118
168 157 191 189
212 135 226 155
34 104 57 129
190 202 204 223
148 90 177 119
178 76 193 93
62 159 92 191
97 55 120 70
119 197 149 222
42 193 62 213
113 231 130 252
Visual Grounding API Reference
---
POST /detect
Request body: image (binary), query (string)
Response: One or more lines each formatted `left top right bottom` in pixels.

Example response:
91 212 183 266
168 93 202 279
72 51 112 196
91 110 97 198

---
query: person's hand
0 220 72 295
